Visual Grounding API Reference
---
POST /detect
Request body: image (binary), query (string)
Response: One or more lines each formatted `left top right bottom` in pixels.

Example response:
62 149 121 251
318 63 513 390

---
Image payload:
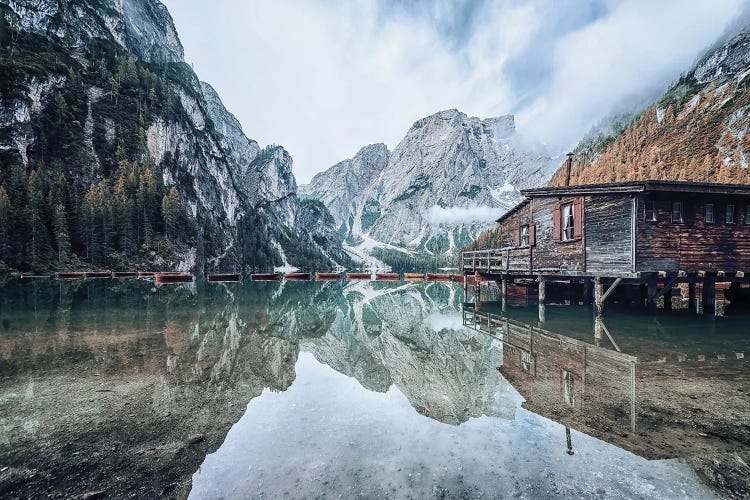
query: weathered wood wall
636 194 750 272
585 195 634 274
496 198 586 273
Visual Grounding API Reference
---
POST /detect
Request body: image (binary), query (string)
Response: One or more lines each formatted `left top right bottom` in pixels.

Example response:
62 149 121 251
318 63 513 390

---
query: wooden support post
702 275 716 316
501 278 507 313
582 279 591 305
647 278 657 313
688 282 697 313
594 277 604 318
639 284 647 310
663 287 673 311
594 317 603 347
538 276 546 325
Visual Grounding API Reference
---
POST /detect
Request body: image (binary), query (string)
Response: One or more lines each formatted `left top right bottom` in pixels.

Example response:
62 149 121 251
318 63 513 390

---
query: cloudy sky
163 0 747 183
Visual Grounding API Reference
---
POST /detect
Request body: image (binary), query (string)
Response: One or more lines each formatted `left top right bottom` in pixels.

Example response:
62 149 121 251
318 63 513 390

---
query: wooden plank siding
585 195 634 275
636 193 750 273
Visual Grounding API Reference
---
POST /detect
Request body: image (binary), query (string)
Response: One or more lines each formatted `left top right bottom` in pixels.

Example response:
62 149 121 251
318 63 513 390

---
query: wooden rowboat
426 273 451 281
346 272 371 280
84 271 112 279
56 272 85 280
113 272 138 278
315 272 342 281
375 273 399 281
251 273 281 281
285 272 312 281
155 273 194 284
208 273 242 282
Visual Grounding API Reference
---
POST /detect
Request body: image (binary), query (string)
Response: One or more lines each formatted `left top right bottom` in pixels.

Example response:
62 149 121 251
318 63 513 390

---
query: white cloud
426 205 503 225
428 312 465 332
163 0 747 183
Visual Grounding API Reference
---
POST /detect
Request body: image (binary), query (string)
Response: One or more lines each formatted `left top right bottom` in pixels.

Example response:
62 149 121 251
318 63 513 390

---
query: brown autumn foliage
549 78 750 187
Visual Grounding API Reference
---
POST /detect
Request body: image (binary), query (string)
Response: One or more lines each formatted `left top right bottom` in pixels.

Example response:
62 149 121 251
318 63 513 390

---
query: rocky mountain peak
5 0 184 63
304 108 555 267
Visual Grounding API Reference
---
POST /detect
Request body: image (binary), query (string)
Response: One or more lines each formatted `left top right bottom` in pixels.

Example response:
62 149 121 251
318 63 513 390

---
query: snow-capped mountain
301 109 556 266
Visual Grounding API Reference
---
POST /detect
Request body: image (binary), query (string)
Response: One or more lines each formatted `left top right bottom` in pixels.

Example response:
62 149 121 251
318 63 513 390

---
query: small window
562 203 574 240
726 204 735 224
645 201 656 221
671 202 683 223
705 203 714 224
520 224 529 247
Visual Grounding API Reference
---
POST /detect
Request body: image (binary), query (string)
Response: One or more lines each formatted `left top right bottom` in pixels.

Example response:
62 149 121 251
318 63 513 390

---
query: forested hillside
0 1 348 273
548 25 750 187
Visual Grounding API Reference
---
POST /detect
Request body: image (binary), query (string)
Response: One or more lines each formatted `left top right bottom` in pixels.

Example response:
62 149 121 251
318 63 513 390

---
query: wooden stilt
702 275 716 316
663 288 673 311
594 277 604 318
688 282 697 313
501 278 507 313
538 276 546 324
647 278 657 313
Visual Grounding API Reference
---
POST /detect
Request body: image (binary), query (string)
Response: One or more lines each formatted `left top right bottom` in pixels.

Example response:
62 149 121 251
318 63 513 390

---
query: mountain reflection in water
0 279 746 499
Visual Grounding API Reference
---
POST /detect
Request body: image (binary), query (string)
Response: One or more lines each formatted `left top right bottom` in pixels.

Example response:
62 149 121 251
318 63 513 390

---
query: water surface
0 279 747 498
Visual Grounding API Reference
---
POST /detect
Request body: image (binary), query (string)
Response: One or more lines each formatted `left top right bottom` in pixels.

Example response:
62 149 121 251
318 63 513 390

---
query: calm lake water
0 279 748 499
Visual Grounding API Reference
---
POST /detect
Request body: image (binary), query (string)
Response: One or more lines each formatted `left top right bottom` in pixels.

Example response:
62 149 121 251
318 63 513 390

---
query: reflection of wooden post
594 317 603 347
630 360 637 434
565 427 574 456
663 287 672 311
688 282 697 313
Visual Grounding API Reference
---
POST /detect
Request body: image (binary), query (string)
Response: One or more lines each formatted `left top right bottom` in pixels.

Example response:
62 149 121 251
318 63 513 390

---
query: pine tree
27 170 52 270
162 186 191 242
53 203 72 268
0 185 9 263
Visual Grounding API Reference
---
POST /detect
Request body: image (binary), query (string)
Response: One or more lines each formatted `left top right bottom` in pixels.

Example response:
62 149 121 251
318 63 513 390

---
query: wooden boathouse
461 180 750 316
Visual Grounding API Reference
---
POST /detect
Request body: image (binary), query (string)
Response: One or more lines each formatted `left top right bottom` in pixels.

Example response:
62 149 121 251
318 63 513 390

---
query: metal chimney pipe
564 152 573 187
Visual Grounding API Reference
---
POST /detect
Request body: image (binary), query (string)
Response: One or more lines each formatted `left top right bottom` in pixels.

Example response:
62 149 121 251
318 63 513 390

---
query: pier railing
460 249 507 273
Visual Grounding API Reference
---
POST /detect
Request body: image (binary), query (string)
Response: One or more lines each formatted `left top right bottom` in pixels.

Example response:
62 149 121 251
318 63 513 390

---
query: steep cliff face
549 25 750 186
5 0 184 63
0 0 346 272
302 109 555 267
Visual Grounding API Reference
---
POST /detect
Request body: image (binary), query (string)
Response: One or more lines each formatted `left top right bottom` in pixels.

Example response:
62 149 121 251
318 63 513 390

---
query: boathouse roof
496 180 750 223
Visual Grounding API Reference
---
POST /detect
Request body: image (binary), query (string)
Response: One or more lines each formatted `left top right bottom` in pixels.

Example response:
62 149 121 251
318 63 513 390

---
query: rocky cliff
0 0 348 273
548 24 750 186
302 109 556 268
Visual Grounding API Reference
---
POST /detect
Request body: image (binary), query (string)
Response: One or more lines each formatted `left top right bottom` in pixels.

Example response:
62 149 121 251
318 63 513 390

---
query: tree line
0 158 195 272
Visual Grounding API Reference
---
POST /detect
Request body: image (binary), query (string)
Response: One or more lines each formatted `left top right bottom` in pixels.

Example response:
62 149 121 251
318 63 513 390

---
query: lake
0 279 748 499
